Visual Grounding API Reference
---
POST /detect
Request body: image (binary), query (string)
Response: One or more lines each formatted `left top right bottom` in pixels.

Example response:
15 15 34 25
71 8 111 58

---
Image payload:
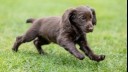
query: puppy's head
62 6 97 33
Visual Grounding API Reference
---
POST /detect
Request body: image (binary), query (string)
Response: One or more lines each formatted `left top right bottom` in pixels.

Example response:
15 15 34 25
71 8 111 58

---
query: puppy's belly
39 29 59 43
42 35 57 43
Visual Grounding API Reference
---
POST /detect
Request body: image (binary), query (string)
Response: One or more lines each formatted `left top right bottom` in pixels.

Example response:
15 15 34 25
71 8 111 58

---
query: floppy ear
90 8 97 25
62 8 76 26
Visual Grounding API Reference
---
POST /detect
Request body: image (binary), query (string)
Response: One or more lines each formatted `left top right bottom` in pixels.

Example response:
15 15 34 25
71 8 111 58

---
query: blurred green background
0 0 127 72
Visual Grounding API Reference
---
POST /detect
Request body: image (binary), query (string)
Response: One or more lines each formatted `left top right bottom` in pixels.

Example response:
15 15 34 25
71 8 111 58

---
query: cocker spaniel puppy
12 6 105 62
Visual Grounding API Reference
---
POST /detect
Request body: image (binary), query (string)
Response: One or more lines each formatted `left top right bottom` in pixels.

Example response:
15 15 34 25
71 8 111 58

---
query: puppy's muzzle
85 26 94 33
86 22 94 32
88 27 93 32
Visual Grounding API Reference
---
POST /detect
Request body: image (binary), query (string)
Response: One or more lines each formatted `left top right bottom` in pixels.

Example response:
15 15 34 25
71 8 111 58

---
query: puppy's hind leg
12 29 38 52
12 36 23 52
33 37 50 54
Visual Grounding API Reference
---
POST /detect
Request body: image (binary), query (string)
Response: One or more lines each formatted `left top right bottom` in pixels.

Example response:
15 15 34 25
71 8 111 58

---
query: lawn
0 0 127 72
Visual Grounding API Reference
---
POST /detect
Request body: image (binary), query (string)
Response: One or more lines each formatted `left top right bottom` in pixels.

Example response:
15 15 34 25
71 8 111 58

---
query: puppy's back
35 16 61 43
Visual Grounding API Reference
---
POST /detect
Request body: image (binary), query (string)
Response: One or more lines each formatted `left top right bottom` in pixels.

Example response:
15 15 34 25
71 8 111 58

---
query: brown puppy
12 6 105 62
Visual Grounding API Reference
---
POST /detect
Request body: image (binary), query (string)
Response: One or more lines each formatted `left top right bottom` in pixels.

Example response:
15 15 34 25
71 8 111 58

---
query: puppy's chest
70 32 81 42
70 26 83 41
75 35 81 42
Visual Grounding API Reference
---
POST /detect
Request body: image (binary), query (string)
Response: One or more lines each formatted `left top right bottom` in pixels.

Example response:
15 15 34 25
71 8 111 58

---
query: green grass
0 0 127 72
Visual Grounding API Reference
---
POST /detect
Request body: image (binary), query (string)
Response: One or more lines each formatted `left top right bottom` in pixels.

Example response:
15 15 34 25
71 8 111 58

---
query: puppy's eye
90 15 92 19
81 16 86 20
70 15 76 20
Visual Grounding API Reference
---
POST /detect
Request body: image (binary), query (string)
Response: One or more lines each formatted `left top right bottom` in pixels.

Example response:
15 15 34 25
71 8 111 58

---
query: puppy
12 6 105 62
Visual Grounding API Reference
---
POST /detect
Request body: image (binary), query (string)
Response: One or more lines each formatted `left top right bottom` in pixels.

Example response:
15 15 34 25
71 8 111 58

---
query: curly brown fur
12 6 105 62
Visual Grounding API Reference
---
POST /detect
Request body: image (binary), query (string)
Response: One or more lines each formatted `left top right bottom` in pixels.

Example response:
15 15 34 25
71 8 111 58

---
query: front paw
76 53 85 60
90 55 105 62
99 55 105 61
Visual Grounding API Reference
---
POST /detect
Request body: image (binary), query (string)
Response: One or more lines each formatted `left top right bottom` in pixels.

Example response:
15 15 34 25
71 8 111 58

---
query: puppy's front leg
78 36 105 62
58 39 85 60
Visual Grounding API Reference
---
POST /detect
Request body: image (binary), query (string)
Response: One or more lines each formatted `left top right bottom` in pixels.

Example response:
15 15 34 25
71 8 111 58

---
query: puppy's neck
71 23 84 35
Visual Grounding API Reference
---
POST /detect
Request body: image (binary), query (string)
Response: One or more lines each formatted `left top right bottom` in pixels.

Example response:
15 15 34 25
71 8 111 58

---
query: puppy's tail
26 18 35 23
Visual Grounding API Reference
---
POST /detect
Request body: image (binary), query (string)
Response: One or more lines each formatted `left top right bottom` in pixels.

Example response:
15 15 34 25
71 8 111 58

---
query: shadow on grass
12 50 104 70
